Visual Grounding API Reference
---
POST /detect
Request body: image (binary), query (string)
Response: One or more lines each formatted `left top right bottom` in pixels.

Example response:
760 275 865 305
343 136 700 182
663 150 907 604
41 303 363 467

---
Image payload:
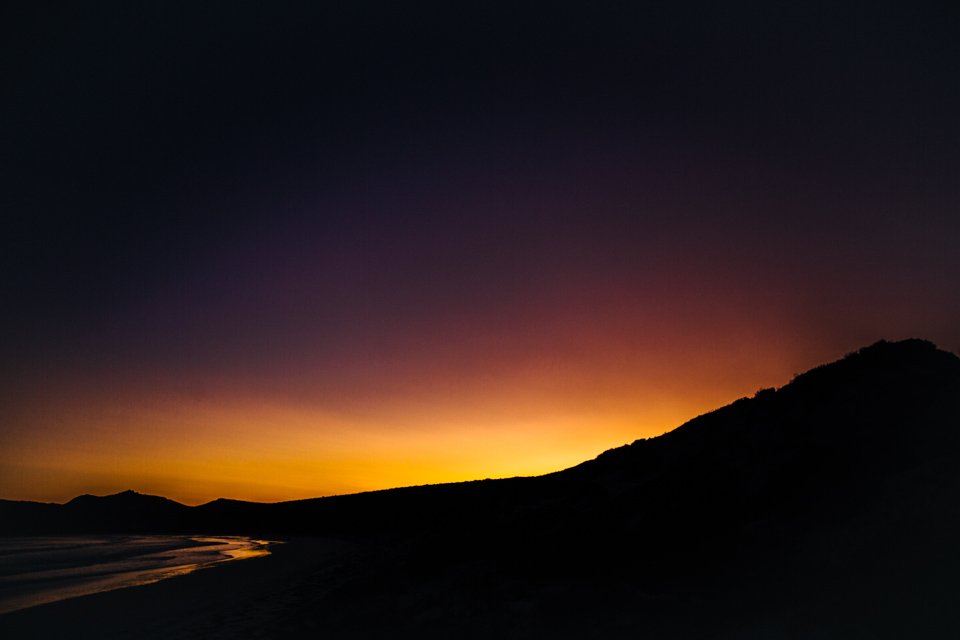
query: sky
2 2 959 505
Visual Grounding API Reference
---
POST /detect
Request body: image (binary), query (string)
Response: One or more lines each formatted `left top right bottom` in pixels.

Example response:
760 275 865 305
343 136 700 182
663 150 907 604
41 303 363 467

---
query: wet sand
0 536 273 616
0 537 355 639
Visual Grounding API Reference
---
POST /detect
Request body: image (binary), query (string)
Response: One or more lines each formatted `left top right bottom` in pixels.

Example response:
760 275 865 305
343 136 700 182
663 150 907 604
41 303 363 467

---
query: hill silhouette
3 338 960 637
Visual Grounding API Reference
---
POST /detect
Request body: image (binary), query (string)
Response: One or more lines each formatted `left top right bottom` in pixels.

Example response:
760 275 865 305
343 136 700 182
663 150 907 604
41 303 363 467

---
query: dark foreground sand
3 535 957 640
0 537 356 639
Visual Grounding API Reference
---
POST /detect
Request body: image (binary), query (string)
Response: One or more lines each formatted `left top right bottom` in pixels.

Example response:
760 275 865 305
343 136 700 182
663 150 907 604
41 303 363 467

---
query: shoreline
0 537 353 639
0 535 274 616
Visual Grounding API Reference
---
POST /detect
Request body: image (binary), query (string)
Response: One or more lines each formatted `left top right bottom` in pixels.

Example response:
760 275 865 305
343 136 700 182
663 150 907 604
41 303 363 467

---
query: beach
0 537 354 639
0 536 275 616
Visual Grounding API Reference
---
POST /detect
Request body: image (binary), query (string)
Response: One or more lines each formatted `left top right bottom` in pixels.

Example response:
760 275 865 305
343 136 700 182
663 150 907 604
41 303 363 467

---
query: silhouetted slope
255 340 960 556
552 338 960 556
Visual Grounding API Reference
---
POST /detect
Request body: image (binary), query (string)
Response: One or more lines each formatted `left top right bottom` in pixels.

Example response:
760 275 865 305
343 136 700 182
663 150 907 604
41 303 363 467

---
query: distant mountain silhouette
65 490 191 532
1 490 191 535
4 338 960 637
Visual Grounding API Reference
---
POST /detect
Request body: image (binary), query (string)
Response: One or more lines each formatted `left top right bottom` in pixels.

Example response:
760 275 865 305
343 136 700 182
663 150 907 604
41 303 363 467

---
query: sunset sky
3 2 959 505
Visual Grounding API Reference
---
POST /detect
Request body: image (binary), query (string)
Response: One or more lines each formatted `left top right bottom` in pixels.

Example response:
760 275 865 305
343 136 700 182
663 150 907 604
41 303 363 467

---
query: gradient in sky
2 2 959 504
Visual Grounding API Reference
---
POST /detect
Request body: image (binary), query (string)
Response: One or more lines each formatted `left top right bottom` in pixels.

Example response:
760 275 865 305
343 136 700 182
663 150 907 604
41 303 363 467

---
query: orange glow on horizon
3 268 935 506
0 329 827 505
2 393 712 505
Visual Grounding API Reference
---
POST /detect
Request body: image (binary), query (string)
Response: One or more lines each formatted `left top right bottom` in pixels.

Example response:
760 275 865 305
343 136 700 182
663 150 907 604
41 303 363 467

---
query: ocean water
0 535 273 615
